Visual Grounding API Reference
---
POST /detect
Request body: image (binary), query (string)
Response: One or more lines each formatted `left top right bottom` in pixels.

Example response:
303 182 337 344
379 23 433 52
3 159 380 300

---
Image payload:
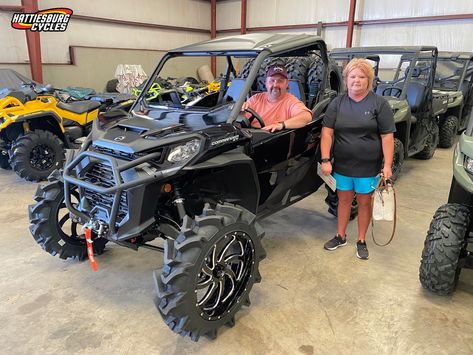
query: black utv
434 52 473 148
419 110 473 295
330 46 444 181
29 33 342 341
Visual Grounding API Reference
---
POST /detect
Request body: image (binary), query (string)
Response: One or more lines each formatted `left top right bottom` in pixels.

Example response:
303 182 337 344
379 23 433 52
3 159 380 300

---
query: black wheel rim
30 144 56 170
195 231 255 320
55 190 86 246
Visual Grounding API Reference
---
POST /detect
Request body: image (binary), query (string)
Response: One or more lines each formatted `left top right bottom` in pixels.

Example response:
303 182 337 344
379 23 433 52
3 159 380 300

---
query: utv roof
438 51 473 60
331 46 437 56
168 33 326 56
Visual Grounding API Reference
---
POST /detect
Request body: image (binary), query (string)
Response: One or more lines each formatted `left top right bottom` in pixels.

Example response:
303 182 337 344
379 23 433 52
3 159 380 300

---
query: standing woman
320 58 395 260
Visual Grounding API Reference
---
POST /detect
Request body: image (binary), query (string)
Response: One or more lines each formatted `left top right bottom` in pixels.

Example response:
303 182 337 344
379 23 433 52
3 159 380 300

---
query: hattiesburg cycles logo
11 8 73 32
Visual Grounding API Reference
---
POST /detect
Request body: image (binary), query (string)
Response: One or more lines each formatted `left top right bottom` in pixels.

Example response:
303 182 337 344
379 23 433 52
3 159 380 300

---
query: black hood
90 113 245 156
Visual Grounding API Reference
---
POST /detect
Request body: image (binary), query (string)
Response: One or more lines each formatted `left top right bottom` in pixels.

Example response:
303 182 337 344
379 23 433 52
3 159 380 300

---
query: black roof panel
168 33 325 56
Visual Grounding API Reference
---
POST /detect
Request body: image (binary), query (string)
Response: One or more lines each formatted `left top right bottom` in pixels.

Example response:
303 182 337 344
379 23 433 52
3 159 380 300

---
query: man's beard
270 88 281 97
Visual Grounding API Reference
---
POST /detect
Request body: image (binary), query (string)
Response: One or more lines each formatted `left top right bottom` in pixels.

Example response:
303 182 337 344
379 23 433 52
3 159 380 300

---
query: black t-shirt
323 91 396 177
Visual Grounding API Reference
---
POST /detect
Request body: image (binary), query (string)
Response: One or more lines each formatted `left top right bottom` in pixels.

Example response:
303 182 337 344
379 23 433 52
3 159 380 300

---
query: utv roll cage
330 46 438 103
131 33 330 123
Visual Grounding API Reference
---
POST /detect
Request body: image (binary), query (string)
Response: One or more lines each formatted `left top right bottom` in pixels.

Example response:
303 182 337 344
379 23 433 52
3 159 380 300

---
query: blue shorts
333 172 380 194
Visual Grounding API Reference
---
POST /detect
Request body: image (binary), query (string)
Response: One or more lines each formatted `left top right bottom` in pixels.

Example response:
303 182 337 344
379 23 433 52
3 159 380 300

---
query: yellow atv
0 92 105 181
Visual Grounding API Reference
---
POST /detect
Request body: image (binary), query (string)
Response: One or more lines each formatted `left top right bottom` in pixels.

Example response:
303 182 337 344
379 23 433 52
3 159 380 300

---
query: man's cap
266 64 288 79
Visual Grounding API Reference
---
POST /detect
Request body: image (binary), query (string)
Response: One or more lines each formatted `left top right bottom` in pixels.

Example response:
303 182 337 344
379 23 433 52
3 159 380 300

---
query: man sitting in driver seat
242 64 312 132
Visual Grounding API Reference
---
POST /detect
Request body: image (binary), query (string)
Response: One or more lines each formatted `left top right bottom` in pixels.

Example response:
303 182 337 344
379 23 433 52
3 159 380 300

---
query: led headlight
167 139 201 163
464 156 473 175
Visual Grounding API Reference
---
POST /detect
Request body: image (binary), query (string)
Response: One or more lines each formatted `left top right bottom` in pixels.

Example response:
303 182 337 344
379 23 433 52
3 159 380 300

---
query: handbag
371 174 396 246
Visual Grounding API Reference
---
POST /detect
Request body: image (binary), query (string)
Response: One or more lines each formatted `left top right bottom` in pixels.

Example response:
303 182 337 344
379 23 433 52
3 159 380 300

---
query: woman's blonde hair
342 58 375 91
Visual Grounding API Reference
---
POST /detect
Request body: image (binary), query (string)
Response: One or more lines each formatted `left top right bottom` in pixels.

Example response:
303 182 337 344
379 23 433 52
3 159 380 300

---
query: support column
210 0 217 77
241 0 247 34
21 0 43 82
345 0 356 48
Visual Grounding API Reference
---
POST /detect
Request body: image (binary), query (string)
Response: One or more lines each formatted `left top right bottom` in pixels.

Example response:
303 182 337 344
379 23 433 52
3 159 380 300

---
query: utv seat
224 78 246 102
287 79 306 103
375 84 401 97
405 81 427 113
57 100 101 114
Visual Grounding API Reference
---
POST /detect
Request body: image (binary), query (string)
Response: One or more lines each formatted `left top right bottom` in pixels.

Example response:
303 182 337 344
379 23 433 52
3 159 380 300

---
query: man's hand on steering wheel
242 107 266 128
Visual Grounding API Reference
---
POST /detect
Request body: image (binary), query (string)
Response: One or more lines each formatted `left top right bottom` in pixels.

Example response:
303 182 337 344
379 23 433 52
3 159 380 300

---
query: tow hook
82 220 108 272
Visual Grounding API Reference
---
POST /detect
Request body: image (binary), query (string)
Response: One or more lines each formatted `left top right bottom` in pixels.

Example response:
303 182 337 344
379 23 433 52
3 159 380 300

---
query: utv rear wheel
414 124 439 160
9 130 65 181
391 138 404 181
154 204 266 341
325 185 358 220
419 203 469 295
28 173 107 260
438 115 458 148
307 56 325 107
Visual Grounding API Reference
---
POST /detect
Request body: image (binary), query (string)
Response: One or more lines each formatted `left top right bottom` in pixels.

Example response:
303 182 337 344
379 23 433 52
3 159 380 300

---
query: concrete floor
1 143 473 355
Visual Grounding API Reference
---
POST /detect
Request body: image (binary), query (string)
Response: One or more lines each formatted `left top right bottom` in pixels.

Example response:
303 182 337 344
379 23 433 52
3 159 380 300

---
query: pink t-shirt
246 92 311 128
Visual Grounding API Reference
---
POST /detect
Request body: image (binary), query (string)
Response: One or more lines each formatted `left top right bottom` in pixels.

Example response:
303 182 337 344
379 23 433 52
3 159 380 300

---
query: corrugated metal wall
217 0 473 51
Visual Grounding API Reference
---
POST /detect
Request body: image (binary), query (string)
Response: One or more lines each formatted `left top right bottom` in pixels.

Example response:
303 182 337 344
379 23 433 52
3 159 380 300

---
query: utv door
251 120 324 218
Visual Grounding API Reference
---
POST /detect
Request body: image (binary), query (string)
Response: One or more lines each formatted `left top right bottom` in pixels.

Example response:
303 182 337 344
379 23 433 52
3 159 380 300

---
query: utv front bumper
63 148 179 241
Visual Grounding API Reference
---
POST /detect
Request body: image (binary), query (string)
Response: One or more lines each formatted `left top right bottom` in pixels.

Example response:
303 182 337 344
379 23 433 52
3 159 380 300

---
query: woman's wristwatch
321 158 331 163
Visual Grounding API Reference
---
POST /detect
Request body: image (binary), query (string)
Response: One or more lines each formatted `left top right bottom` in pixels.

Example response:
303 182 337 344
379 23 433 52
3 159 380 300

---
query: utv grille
63 148 164 234
92 145 142 161
82 162 128 225
92 145 164 165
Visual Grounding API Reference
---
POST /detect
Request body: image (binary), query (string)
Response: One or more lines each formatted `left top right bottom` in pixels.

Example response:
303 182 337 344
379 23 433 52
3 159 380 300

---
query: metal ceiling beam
216 13 473 34
72 15 209 34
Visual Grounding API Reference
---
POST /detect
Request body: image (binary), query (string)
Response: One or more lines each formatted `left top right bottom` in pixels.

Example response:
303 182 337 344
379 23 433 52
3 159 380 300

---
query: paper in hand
317 162 337 192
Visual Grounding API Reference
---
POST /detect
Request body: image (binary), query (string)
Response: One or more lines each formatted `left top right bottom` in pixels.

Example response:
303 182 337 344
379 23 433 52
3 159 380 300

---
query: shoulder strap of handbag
371 176 397 246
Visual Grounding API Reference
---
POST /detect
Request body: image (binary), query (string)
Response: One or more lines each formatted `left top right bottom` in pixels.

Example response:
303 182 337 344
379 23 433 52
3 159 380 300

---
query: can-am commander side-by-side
29 33 342 341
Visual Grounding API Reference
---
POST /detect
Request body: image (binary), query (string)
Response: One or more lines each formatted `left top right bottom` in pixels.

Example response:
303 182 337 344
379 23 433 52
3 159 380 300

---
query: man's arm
283 110 312 129
262 99 312 132
262 110 312 132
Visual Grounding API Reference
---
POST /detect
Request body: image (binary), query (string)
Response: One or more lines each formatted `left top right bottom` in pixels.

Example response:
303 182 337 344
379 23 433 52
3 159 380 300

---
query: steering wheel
244 107 265 128
382 87 402 98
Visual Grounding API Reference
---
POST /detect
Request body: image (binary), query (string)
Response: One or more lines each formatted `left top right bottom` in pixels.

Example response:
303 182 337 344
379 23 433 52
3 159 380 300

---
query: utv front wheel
28 173 108 260
9 130 65 181
154 204 266 341
419 203 469 295
438 115 458 148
